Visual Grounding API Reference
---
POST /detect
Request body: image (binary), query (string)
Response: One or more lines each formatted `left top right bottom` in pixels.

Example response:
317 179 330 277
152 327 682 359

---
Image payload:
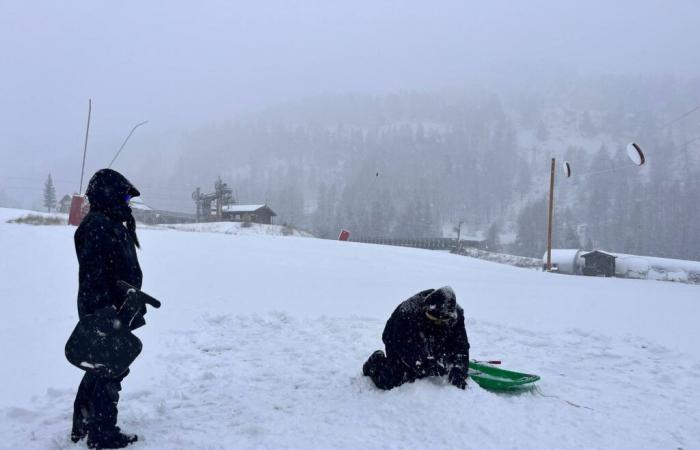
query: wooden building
581 250 617 277
191 178 277 224
221 204 277 224
130 198 157 224
58 195 72 213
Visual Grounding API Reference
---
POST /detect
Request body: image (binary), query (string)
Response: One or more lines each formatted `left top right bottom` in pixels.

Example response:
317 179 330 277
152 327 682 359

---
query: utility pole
78 99 92 195
69 99 92 226
546 157 556 271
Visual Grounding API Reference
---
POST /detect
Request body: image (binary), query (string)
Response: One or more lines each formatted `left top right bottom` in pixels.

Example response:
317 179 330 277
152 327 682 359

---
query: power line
661 104 700 129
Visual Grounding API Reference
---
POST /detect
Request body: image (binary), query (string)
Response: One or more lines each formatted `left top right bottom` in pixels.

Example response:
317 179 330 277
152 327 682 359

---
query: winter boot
87 427 137 449
363 350 386 377
70 406 89 442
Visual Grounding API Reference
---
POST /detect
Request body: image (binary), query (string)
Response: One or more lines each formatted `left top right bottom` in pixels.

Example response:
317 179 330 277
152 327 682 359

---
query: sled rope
533 386 594 411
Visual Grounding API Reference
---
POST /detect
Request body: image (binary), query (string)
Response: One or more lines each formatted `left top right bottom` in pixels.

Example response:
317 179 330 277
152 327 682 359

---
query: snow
454 247 541 269
129 198 153 211
220 204 267 213
614 252 700 282
156 221 313 237
542 248 700 284
542 249 582 274
0 208 68 223
1 207 699 449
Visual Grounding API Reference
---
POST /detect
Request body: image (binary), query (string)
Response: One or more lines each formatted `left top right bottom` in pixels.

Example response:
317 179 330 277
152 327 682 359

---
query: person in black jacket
362 286 470 390
71 169 143 449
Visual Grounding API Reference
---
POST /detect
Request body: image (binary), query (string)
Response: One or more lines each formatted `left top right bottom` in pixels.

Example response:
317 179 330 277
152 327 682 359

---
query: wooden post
547 157 556 271
78 99 92 195
455 220 463 252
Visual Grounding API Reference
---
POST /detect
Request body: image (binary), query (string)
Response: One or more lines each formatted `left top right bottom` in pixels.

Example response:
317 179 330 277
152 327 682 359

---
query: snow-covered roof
543 249 581 261
581 250 617 258
130 198 153 211
542 249 582 274
221 204 273 214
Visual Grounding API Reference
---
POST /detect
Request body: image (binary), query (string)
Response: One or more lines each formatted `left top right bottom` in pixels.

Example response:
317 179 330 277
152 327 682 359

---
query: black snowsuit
364 289 470 390
72 169 143 441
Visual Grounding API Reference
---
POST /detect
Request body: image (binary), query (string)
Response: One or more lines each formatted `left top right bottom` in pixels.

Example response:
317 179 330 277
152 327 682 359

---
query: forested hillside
134 75 700 260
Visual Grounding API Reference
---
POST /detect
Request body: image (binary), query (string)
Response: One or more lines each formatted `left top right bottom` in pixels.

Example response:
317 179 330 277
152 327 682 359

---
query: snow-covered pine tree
43 173 57 212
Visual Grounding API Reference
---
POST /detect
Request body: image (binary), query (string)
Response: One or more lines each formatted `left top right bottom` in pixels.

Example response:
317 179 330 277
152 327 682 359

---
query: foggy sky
2 0 700 205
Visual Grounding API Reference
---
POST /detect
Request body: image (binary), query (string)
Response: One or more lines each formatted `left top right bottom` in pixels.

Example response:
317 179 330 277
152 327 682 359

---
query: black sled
65 281 161 377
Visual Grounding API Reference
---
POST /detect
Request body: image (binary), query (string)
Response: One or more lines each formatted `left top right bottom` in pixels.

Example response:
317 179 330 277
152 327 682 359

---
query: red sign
68 195 89 226
338 229 350 241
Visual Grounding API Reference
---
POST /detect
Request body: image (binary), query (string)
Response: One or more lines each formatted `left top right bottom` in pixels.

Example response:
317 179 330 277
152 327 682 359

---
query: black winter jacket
75 169 143 326
382 289 470 376
75 211 143 319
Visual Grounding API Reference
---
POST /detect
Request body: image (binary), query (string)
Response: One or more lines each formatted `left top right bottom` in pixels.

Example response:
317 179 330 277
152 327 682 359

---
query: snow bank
614 252 700 284
454 247 541 269
157 221 313 237
0 207 67 224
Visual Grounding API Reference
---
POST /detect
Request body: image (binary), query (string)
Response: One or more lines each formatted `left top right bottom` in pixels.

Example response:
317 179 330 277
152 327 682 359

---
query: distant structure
222 204 277 224
350 236 486 251
543 249 583 274
581 250 617 277
192 177 235 222
192 177 276 224
130 198 156 223
543 248 700 284
58 194 72 214
543 248 618 276
130 197 195 224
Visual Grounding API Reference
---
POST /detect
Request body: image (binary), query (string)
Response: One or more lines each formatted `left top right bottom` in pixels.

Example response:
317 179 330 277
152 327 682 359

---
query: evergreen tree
43 173 57 213
514 197 547 257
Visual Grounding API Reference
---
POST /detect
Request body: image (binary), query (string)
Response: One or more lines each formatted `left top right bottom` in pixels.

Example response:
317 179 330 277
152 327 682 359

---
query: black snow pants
73 369 129 437
363 351 444 390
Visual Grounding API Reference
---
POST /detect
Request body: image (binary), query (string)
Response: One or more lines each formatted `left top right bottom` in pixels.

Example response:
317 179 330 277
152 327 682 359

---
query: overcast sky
2 0 700 204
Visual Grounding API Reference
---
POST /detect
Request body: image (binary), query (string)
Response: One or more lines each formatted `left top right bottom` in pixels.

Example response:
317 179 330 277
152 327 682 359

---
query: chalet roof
581 250 617 259
221 204 277 216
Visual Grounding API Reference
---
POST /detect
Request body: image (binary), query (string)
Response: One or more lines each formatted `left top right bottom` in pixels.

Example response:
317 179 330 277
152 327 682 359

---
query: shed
58 195 72 213
221 204 277 224
542 249 583 274
581 250 617 277
130 198 157 224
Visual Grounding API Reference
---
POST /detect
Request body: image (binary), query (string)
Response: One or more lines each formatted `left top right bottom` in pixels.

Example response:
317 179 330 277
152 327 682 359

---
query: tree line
150 76 700 261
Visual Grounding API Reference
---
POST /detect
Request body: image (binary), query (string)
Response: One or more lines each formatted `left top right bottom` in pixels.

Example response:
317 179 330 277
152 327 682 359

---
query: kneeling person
363 286 470 390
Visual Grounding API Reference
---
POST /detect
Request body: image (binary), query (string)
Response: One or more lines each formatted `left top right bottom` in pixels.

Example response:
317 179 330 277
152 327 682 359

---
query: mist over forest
109 75 698 261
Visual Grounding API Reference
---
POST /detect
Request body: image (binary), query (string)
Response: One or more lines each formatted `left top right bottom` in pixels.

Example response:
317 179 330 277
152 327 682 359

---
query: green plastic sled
468 361 540 391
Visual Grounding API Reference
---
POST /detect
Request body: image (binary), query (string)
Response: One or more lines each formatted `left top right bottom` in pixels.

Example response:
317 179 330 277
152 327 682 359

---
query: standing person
362 286 470 390
71 169 144 449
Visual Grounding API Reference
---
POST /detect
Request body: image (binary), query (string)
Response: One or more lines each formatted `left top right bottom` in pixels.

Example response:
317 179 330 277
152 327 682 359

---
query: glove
448 366 467 390
119 291 147 330
94 306 123 331
129 304 147 330
408 356 446 377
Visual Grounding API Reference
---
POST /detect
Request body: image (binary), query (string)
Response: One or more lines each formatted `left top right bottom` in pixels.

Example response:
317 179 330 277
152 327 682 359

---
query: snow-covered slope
1 207 699 449
157 221 313 237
